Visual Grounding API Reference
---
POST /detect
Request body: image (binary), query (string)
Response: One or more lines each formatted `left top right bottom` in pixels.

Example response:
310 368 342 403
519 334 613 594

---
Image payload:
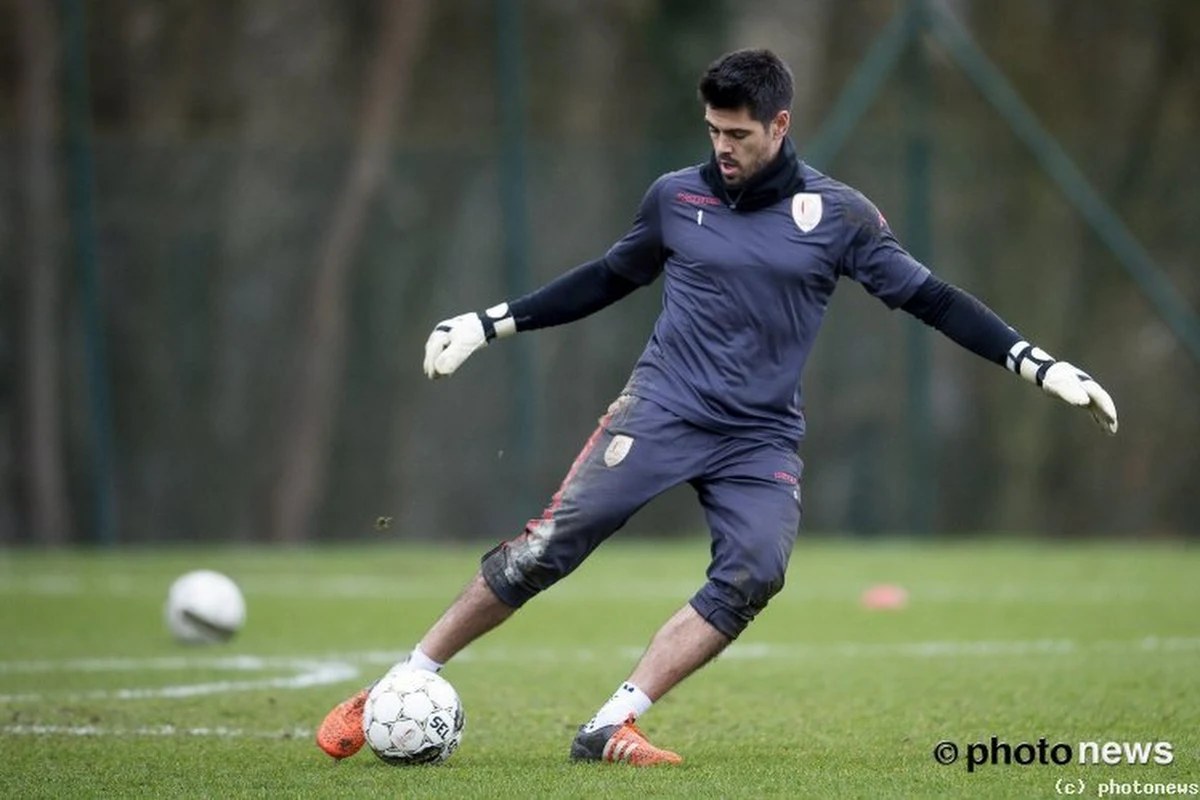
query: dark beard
700 138 805 212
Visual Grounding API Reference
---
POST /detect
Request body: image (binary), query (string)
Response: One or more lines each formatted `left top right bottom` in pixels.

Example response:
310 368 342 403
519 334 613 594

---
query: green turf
1 539 1198 798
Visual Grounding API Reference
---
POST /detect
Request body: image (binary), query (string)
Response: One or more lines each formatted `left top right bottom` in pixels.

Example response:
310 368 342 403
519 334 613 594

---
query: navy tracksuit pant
481 393 803 639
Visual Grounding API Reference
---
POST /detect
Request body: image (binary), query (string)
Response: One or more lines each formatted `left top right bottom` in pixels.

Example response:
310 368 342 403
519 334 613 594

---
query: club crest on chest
791 192 823 233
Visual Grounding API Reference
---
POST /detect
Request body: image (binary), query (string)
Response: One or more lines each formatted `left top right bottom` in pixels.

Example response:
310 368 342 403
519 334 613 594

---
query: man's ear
772 109 790 141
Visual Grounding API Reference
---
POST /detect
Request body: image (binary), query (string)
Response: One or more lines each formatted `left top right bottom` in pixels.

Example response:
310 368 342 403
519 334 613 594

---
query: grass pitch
1 538 1198 798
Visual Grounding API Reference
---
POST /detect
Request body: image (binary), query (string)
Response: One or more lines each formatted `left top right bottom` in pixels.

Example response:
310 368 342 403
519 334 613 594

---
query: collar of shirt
699 137 806 213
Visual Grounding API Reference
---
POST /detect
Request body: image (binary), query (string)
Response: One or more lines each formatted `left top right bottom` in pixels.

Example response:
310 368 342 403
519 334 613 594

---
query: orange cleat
569 714 683 766
315 688 369 760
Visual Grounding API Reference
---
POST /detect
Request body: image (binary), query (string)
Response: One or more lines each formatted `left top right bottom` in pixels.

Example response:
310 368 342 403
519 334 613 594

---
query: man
317 49 1117 766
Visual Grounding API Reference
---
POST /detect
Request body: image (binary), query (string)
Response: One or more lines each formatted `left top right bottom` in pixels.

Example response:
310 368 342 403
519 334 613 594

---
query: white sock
397 644 444 674
582 681 653 732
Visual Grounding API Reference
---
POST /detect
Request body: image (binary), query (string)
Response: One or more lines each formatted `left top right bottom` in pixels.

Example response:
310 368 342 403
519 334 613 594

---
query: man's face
705 105 789 188
700 104 787 188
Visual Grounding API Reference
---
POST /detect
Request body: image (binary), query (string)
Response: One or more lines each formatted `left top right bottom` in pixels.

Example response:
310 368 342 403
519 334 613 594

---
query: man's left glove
422 303 516 379
1006 341 1118 434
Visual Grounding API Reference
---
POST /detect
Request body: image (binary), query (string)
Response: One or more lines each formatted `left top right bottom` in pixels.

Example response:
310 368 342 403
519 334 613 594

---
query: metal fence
3 0 1198 544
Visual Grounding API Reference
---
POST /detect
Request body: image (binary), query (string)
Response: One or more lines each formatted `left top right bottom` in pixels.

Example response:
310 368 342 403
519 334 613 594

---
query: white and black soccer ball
363 669 465 765
164 570 246 644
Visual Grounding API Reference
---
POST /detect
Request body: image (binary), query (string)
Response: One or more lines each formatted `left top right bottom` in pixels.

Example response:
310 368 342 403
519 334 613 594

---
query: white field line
0 658 358 703
1 637 1198 706
459 636 1200 663
0 723 311 739
0 654 341 674
0 573 1174 603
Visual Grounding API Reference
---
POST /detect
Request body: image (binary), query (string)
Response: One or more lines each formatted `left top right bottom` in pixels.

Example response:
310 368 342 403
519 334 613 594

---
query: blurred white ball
164 570 246 644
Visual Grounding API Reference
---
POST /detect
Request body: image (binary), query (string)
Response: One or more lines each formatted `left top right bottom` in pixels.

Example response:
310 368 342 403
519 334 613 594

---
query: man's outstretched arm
901 275 1118 434
422 176 668 380
421 258 641 379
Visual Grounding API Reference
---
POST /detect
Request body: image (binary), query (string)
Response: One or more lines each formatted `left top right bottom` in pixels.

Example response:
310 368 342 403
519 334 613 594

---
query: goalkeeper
318 48 1117 766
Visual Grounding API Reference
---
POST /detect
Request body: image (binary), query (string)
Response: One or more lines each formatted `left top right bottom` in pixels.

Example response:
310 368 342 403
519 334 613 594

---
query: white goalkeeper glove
1006 341 1118 434
422 303 516 379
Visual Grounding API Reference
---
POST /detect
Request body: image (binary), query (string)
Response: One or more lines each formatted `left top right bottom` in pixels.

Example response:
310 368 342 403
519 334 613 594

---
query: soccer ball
164 570 246 644
362 669 465 765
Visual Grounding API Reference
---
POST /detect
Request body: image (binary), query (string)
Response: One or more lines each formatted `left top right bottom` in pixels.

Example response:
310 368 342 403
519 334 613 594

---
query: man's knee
689 562 786 639
476 554 523 609
480 512 602 609
480 529 554 609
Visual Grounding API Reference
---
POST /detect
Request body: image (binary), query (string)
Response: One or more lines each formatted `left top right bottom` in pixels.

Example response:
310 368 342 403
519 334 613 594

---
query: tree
268 0 432 543
15 0 69 545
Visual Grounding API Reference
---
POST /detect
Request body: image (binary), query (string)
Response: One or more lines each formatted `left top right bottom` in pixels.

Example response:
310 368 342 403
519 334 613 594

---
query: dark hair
698 49 794 126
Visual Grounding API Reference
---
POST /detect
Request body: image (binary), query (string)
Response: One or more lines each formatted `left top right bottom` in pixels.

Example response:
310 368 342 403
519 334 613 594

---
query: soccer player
317 49 1117 765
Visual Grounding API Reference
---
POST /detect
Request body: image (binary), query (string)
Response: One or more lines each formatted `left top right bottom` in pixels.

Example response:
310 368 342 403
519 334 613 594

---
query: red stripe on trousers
519 409 613 537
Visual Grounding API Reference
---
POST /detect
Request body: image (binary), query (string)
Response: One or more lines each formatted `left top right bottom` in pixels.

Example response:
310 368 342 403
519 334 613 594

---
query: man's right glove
1006 340 1118 434
422 303 516 379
